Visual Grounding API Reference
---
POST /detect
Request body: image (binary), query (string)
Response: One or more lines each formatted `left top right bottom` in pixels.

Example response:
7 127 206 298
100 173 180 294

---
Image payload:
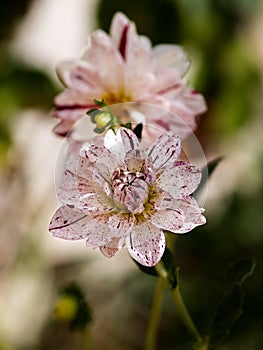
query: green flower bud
94 111 112 130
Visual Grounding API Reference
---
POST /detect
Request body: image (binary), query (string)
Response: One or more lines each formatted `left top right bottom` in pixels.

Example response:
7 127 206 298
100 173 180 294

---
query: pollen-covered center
111 166 149 214
103 90 132 106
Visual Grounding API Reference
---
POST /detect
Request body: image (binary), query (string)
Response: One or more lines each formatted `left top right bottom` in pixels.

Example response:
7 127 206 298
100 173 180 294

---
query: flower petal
176 196 206 233
157 161 201 198
127 223 165 267
82 30 123 91
49 205 89 240
169 86 207 125
152 44 190 76
49 205 114 246
110 12 151 64
150 207 185 233
99 245 118 258
52 119 75 137
81 143 119 178
117 127 140 153
99 236 126 257
56 60 104 93
108 212 135 236
105 127 140 161
146 132 181 170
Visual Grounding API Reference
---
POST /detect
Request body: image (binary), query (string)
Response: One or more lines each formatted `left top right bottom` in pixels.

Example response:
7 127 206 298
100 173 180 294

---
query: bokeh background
0 0 263 349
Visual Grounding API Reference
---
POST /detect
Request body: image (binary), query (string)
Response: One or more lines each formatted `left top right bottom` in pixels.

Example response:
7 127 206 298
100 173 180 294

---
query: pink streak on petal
118 24 129 60
49 205 88 240
146 132 181 170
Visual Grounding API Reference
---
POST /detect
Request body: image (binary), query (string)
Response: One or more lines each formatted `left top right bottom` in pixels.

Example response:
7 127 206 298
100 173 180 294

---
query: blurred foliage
0 55 58 156
0 0 58 158
54 282 93 331
97 0 262 141
0 0 34 42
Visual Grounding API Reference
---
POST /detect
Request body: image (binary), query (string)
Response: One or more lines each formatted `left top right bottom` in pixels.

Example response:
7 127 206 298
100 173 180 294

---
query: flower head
49 127 206 266
52 12 206 138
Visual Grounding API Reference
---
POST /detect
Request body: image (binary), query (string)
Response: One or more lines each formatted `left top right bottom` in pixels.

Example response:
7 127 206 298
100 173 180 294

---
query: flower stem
171 285 202 342
144 278 165 350
81 328 90 350
155 262 204 346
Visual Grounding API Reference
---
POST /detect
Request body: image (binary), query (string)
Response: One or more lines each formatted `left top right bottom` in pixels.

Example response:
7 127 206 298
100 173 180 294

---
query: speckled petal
146 132 181 170
157 161 201 198
150 207 185 233
108 213 135 237
99 245 118 258
80 192 114 214
99 236 126 257
176 196 206 233
81 143 119 179
49 205 89 240
49 205 114 246
127 223 165 266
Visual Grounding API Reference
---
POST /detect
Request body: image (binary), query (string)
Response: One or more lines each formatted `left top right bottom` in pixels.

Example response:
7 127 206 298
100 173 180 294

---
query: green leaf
194 156 223 196
94 98 107 107
133 123 143 140
207 257 255 346
122 121 132 129
86 108 100 117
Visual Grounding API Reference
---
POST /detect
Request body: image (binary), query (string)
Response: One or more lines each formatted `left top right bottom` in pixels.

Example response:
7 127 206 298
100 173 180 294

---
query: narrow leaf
208 257 255 346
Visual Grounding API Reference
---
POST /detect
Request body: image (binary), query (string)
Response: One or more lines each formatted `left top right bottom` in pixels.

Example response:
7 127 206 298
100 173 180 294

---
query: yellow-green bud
54 295 78 322
95 112 112 129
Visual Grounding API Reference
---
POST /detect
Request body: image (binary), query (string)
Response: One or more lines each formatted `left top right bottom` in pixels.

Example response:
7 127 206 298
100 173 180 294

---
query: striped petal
146 132 181 170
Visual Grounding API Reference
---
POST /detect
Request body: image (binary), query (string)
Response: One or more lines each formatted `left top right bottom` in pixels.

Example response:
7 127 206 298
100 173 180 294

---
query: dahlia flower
52 12 206 137
49 127 206 266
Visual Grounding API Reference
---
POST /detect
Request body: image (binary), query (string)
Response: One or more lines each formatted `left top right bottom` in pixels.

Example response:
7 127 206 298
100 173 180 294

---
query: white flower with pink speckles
52 12 206 137
49 127 206 266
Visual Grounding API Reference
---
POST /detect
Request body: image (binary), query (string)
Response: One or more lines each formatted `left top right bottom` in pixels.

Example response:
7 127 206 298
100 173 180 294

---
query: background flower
52 12 206 137
49 127 205 266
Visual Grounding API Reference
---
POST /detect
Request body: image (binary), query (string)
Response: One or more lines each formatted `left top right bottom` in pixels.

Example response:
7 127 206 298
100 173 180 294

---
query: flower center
103 90 131 105
111 167 149 214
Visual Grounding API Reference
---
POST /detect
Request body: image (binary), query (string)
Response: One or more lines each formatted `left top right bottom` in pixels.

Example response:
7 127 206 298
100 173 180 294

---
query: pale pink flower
49 127 206 266
52 12 206 137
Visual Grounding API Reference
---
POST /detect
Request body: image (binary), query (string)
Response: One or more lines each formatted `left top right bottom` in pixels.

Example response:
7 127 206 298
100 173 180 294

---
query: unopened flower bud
54 295 78 322
94 111 112 129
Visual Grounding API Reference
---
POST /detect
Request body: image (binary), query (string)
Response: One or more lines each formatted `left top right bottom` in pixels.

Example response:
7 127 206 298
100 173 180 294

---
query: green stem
155 262 204 346
81 327 90 350
144 278 165 350
171 286 202 343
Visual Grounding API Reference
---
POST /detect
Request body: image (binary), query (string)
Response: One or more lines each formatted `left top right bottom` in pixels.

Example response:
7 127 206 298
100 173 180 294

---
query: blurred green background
0 0 262 349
